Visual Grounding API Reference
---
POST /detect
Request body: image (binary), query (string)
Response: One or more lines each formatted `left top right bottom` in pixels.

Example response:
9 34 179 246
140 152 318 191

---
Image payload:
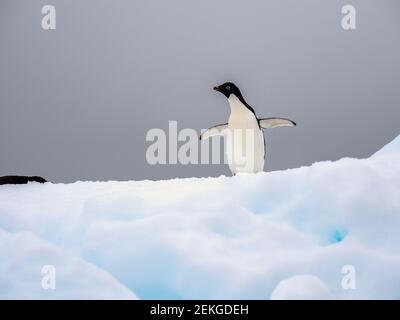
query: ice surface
0 135 399 299
270 275 333 300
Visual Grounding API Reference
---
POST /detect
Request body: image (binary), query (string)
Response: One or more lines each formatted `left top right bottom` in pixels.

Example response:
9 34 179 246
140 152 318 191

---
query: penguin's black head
213 81 256 115
28 176 47 184
213 82 241 98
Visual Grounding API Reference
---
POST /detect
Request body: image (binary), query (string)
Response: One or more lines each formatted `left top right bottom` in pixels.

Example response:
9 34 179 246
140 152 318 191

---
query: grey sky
0 0 399 183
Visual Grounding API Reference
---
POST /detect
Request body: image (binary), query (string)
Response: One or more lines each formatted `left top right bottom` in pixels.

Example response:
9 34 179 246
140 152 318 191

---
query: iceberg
0 135 399 299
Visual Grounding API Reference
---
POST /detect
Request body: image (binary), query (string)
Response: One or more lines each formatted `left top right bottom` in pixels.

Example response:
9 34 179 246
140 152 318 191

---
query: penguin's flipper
259 117 296 129
200 123 228 140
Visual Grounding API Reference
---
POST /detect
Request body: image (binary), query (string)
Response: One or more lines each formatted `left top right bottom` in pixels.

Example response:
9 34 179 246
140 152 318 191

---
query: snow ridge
0 135 399 299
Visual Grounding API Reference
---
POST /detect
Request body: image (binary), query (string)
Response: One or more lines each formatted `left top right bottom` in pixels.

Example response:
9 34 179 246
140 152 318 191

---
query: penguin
200 82 296 175
0 175 47 185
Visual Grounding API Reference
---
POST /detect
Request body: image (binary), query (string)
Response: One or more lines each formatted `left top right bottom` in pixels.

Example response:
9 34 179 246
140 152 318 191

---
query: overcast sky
0 0 399 182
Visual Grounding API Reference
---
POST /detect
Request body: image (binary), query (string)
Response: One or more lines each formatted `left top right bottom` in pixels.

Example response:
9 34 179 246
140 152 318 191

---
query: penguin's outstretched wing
200 123 228 140
258 118 296 129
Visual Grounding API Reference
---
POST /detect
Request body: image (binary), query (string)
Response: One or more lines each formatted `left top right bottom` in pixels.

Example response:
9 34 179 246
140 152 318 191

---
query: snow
0 230 137 299
0 135 399 299
270 275 333 300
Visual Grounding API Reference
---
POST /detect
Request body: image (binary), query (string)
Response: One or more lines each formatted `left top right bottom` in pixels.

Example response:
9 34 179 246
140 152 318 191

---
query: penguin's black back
0 176 47 185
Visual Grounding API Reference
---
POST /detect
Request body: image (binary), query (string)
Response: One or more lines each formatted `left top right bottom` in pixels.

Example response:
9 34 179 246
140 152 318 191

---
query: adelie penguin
0 176 47 185
201 82 296 175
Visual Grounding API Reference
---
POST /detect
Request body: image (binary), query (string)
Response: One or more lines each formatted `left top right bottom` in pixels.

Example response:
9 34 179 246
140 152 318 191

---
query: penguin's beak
213 86 220 92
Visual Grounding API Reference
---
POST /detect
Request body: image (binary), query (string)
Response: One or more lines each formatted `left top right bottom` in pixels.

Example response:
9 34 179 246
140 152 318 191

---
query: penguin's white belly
226 109 265 175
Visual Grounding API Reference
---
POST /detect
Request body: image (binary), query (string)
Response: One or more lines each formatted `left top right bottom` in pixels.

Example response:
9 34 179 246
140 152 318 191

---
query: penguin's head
28 176 47 184
213 82 240 98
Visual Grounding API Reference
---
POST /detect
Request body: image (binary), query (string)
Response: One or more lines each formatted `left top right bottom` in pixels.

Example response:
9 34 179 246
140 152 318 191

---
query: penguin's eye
226 85 230 90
